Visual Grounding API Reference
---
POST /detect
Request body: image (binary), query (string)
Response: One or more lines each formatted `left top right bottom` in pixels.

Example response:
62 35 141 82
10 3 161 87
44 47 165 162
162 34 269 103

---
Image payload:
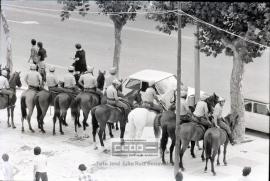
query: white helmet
1 70 8 77
87 66 94 73
200 93 209 101
112 79 121 86
180 90 187 98
30 64 37 70
49 66 55 72
149 80 155 87
68 66 75 71
109 67 117 74
218 97 225 102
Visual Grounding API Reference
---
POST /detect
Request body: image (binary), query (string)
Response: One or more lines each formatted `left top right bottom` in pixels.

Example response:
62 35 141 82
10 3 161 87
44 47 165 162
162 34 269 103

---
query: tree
147 2 270 141
59 0 142 77
0 0 13 72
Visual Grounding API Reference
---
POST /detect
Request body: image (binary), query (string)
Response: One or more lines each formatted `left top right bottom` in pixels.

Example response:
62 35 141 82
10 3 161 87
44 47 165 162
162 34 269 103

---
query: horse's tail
71 97 80 119
204 132 213 159
20 95 27 119
34 94 42 121
91 106 99 130
154 114 162 138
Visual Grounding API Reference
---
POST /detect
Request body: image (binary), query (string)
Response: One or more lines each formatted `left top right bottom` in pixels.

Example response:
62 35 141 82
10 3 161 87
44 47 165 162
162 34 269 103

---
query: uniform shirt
0 76 9 89
46 72 58 87
1 161 14 181
79 72 97 88
142 87 156 103
104 74 117 89
106 85 118 101
180 98 190 115
33 154 47 173
78 171 94 181
213 103 223 119
64 72 76 88
24 70 42 87
30 46 39 63
193 100 208 117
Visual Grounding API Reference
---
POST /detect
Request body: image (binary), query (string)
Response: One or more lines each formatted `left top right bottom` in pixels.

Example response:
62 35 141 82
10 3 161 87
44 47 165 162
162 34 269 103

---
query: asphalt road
2 1 269 114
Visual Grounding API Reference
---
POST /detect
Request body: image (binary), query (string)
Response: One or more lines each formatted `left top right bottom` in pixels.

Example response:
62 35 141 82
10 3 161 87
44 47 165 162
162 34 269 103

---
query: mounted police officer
179 89 192 124
78 66 96 91
24 64 43 91
0 70 13 101
63 66 78 91
192 93 212 127
213 97 236 145
141 80 162 113
46 66 58 90
104 67 117 92
106 79 129 122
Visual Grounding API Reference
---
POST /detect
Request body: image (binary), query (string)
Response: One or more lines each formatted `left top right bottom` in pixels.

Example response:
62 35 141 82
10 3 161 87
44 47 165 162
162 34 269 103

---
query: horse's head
97 70 106 90
9 71 22 89
205 92 219 114
224 113 239 131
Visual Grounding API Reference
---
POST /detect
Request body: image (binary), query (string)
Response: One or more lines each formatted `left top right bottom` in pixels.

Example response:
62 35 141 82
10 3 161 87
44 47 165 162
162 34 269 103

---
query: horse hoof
94 147 98 150
21 128 25 133
12 126 16 129
30 129 35 133
61 132 64 135
42 130 46 134
192 154 196 158
64 123 68 127
217 162 220 166
224 162 227 166
201 158 205 162
170 162 174 166
84 122 89 127
7 124 11 128
110 134 114 138
78 124 82 128
212 172 216 176
181 167 185 171
53 132 56 135
162 161 166 165
204 169 207 173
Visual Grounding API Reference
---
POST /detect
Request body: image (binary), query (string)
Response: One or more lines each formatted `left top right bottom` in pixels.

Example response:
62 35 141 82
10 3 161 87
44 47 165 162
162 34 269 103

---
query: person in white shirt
0 70 13 101
1 153 19 181
193 93 212 127
33 146 48 181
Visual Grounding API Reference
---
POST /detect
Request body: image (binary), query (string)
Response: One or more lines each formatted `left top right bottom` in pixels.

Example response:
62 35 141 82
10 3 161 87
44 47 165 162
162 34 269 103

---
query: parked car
244 97 269 134
121 69 207 110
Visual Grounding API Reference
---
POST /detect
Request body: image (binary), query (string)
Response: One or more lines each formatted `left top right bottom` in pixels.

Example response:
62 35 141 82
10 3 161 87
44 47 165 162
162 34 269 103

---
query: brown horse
91 89 141 150
203 114 238 176
35 70 105 134
178 93 219 171
0 71 22 128
52 71 105 135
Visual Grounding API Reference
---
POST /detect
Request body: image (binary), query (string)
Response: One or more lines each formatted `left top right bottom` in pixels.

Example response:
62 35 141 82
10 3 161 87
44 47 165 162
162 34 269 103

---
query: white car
244 97 269 134
122 69 207 110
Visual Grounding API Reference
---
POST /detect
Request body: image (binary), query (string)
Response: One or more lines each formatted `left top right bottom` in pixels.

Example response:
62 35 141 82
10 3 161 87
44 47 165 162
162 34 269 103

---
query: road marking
5 6 192 40
7 20 39 24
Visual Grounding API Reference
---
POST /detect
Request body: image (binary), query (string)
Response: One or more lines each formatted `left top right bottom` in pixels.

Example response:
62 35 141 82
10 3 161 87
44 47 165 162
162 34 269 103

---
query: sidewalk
0 90 268 181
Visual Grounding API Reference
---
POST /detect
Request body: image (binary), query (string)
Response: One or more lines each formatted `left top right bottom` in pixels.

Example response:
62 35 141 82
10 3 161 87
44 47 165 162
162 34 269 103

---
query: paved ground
0 89 269 181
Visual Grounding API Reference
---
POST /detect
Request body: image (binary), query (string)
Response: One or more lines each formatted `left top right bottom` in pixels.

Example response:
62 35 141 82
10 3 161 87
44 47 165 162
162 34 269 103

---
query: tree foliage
147 2 270 61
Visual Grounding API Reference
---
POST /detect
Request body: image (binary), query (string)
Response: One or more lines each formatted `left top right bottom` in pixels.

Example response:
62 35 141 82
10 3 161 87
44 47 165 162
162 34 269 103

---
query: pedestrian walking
238 166 252 181
33 146 48 181
28 39 39 64
72 43 87 74
37 42 47 82
1 153 19 181
78 164 95 181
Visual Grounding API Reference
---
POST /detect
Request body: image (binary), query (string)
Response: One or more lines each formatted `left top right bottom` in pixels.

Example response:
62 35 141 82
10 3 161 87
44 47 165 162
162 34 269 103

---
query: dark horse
203 114 238 176
52 71 105 135
91 89 142 151
178 93 219 171
0 71 22 128
71 70 106 133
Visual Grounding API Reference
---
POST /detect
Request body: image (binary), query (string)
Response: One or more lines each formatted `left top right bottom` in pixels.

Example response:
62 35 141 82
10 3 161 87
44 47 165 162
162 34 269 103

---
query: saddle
61 87 81 99
106 103 123 112
190 121 206 133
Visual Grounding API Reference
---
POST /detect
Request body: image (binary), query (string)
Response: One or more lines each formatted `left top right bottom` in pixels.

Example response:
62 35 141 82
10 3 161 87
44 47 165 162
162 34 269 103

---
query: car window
125 79 141 90
245 102 252 112
254 103 269 116
141 81 149 92
155 76 177 95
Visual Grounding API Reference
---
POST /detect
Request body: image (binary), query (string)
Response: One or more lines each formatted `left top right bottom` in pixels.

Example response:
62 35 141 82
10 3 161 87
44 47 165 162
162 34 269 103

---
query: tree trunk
113 23 123 79
230 50 245 142
0 10 13 72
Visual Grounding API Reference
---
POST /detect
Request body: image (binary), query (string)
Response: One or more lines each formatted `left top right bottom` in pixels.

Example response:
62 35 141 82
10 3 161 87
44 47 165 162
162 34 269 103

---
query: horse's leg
92 125 98 150
119 121 126 145
211 150 217 176
7 108 11 127
223 141 228 166
169 136 176 165
27 107 35 133
190 141 196 158
53 115 57 135
196 141 202 150
160 126 168 164
98 123 106 148
107 123 113 138
217 146 221 166
21 116 25 132
115 122 119 130
82 110 90 129
204 156 209 172
179 140 189 171
11 106 16 129
59 113 64 135
201 142 205 161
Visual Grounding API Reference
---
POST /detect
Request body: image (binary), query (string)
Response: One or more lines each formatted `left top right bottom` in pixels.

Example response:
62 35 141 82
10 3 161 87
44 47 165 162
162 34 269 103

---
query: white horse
128 108 158 139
